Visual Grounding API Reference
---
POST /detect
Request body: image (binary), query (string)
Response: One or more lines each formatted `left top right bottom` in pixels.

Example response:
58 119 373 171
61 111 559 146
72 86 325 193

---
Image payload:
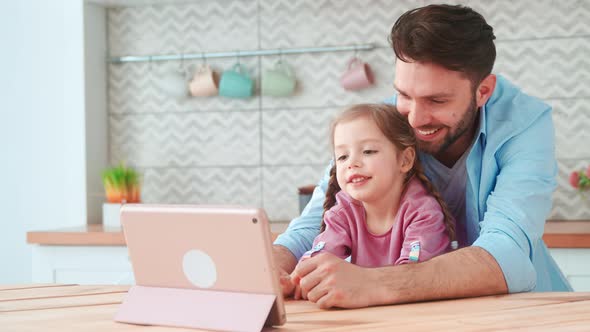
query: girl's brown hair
321 103 456 247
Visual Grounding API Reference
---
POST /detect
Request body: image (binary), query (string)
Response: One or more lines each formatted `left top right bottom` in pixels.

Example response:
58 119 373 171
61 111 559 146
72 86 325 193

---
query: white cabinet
550 248 590 291
31 245 134 285
30 244 589 290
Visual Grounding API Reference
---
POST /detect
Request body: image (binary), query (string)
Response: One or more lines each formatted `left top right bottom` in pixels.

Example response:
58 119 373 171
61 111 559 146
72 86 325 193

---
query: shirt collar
477 99 489 146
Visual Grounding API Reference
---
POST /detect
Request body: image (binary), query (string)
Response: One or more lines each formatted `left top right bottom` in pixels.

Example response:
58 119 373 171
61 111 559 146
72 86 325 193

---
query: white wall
0 0 87 283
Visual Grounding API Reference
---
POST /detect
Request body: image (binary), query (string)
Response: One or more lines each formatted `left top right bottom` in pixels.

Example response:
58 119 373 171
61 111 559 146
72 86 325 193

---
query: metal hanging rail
108 44 375 63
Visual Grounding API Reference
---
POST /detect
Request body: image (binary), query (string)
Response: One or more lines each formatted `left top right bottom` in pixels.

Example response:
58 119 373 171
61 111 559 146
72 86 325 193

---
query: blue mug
219 64 254 98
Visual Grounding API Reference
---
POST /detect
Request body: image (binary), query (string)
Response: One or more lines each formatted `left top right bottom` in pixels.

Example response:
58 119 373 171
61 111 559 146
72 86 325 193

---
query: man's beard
417 95 479 156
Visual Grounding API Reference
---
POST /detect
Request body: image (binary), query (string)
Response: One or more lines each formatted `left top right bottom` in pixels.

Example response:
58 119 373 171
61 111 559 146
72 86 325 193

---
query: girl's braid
320 164 340 233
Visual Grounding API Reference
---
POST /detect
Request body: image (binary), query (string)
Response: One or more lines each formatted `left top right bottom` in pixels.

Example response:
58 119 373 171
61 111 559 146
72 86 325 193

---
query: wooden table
1 285 589 331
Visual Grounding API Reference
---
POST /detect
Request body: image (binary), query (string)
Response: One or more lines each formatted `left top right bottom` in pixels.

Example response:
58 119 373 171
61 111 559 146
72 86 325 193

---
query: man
273 4 571 309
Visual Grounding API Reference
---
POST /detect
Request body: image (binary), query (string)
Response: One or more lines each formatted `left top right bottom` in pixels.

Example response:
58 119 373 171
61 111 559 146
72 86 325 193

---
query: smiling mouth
348 176 371 184
417 127 441 136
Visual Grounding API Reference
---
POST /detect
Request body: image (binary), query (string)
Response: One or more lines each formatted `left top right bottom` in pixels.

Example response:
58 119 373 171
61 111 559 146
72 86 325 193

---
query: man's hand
291 252 375 309
273 245 299 298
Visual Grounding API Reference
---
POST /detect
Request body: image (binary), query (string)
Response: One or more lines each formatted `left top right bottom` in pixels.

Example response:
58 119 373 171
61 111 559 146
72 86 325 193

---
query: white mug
158 69 189 99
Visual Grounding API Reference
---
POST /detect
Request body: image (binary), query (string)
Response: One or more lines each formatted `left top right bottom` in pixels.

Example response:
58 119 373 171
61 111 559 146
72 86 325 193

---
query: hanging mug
159 68 190 99
340 57 374 91
261 61 296 97
189 64 219 97
218 64 254 98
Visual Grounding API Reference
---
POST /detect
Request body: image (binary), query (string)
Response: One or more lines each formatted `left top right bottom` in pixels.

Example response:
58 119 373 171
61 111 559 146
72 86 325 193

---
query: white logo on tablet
182 249 217 288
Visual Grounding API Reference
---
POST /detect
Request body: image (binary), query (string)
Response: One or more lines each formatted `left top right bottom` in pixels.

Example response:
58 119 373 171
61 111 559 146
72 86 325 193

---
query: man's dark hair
389 4 496 85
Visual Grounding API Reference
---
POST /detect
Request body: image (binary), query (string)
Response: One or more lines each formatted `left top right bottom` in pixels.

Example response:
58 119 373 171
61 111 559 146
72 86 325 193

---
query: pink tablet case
115 286 275 332
115 205 286 332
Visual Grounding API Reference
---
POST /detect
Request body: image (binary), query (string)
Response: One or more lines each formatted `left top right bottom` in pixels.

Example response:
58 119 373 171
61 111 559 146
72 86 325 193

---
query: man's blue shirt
274 75 571 292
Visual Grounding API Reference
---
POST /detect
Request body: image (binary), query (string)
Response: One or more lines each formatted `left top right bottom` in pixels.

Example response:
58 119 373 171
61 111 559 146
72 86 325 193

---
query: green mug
261 61 296 97
219 64 254 98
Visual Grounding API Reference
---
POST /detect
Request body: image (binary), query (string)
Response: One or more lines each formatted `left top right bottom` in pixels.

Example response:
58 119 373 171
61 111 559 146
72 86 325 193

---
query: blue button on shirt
275 75 572 292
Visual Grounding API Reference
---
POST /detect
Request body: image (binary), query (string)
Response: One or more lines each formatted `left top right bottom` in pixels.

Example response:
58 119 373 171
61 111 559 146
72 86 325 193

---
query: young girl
284 103 457 297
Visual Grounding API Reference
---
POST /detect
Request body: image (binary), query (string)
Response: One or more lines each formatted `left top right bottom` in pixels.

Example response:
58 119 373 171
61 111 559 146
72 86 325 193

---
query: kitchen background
105 0 590 221
2 0 589 283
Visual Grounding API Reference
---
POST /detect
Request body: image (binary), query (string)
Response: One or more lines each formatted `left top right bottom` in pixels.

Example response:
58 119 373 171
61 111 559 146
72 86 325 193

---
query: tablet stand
115 285 276 332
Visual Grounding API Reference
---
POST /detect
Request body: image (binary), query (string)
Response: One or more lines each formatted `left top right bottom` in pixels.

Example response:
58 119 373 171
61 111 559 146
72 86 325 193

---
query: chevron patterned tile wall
262 107 341 165
108 2 258 56
551 99 590 160
107 0 590 221
262 165 329 221
258 0 419 49
110 111 260 167
469 0 590 40
495 38 590 99
141 167 262 207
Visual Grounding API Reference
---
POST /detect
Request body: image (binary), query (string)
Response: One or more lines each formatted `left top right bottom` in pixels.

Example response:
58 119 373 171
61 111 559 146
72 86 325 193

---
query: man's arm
375 247 507 304
294 246 507 309
273 245 298 274
471 104 558 293
273 163 332 273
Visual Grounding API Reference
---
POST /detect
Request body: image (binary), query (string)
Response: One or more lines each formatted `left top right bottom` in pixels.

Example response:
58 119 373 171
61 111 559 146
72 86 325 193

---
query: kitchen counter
27 223 290 246
27 220 590 248
542 220 590 248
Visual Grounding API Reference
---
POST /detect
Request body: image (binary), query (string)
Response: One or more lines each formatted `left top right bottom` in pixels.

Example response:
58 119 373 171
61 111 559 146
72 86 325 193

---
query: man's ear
475 74 497 107
401 147 415 173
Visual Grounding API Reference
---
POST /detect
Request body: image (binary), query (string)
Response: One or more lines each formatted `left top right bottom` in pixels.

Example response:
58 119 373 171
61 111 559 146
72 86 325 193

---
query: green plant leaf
102 162 141 190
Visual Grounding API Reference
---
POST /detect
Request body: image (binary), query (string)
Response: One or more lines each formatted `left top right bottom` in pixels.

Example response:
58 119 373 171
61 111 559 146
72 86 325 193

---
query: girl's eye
336 154 348 161
363 150 377 155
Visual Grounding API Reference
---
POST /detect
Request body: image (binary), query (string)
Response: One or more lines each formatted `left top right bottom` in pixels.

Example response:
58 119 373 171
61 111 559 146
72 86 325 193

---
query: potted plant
102 163 141 227
569 165 590 193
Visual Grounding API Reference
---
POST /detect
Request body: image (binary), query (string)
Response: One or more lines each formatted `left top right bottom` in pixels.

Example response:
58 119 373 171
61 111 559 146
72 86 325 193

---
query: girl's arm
301 209 352 261
395 204 450 265
289 209 353 299
286 208 352 299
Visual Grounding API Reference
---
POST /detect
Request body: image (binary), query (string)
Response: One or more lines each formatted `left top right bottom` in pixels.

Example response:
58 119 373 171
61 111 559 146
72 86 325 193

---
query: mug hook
179 53 190 79
353 45 359 59
235 50 240 65
179 53 185 70
201 52 207 65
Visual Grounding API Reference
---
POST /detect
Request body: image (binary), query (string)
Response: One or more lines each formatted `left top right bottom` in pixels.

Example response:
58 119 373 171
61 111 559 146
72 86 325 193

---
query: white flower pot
102 203 122 228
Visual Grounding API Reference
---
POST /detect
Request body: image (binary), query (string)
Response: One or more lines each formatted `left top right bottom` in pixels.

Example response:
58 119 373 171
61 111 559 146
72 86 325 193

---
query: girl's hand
278 266 307 300
292 274 305 300
278 268 296 298
292 252 374 309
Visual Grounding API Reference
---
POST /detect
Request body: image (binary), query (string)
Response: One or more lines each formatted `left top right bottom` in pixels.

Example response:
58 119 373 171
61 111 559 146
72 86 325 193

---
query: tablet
116 204 286 330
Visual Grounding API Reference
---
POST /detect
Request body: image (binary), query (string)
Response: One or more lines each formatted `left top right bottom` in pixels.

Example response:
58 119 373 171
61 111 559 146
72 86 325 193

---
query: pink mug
340 58 374 91
189 65 219 97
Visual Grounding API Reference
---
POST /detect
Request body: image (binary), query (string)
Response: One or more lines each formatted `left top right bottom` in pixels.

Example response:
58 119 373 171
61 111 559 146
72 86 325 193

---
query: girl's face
333 116 412 204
